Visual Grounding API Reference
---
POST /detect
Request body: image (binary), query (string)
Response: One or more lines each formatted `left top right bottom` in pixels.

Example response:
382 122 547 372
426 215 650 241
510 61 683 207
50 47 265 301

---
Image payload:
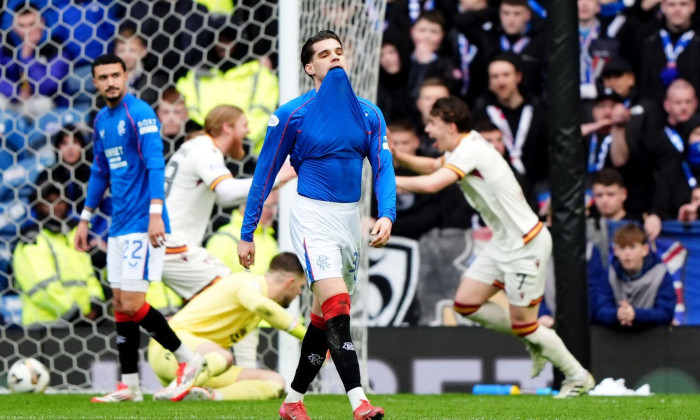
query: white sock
121 373 140 390
173 344 197 363
523 325 586 378
466 302 512 334
285 389 305 403
347 387 368 411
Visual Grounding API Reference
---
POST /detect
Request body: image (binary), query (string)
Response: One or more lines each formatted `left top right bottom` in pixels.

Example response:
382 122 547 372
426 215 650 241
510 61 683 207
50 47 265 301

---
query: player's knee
120 301 150 320
321 293 351 321
454 301 480 317
512 321 539 338
310 313 326 330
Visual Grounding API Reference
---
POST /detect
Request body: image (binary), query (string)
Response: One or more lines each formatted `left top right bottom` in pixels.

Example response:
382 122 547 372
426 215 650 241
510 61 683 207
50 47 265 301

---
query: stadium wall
3 325 697 394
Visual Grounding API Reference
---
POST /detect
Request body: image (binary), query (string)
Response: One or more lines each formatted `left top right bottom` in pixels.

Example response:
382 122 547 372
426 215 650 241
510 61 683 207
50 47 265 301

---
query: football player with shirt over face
238 30 395 420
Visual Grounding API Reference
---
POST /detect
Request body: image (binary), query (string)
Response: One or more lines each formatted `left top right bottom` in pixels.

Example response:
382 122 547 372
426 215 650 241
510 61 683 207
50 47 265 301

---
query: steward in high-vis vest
176 25 278 154
12 183 104 327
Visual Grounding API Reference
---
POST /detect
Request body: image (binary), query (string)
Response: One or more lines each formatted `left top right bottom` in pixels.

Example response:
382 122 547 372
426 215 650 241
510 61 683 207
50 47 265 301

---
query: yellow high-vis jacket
12 228 104 326
176 60 279 154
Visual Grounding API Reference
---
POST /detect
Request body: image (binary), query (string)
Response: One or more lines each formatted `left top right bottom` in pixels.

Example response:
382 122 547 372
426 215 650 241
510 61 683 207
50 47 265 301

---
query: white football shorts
465 224 552 307
162 245 231 300
290 195 361 295
107 232 165 293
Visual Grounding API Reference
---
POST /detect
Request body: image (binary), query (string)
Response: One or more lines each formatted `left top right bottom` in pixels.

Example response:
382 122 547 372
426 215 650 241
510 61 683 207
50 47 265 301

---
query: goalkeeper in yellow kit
148 252 307 401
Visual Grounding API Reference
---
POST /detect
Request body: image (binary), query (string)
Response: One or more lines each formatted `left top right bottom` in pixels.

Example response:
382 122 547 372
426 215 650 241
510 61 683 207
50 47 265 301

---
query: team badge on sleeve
268 114 280 127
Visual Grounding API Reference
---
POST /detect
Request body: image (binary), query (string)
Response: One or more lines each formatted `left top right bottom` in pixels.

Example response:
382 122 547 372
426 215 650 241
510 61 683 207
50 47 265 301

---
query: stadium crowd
1 0 698 333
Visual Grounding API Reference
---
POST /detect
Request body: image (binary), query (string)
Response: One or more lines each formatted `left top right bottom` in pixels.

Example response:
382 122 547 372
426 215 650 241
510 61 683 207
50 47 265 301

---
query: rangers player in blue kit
75 54 205 402
237 31 395 420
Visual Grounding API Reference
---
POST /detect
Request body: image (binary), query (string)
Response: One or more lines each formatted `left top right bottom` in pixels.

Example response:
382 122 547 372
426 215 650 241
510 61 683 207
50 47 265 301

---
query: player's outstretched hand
74 220 91 252
238 240 256 268
149 214 166 247
369 217 392 248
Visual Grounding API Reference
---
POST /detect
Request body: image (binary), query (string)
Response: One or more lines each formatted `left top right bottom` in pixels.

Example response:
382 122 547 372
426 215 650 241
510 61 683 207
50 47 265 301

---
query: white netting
0 0 271 391
0 0 385 393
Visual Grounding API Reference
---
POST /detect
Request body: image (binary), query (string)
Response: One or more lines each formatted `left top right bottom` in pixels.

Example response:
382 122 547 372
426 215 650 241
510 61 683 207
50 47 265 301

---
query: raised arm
392 149 442 174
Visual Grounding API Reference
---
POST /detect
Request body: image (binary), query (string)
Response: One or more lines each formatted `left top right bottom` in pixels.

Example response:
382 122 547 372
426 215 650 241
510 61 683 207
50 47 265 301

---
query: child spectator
590 223 676 330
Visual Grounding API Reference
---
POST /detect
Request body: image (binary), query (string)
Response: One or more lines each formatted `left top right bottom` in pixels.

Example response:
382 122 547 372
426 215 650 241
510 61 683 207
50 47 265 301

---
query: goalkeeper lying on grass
148 252 306 401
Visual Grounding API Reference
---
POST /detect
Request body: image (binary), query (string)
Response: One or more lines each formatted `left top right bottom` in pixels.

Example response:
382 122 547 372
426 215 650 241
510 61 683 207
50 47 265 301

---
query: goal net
0 0 385 393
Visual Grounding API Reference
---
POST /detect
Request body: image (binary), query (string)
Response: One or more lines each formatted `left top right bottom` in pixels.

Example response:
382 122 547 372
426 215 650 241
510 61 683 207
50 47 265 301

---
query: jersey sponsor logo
267 114 280 127
118 120 126 136
105 146 128 170
342 342 356 351
138 118 159 134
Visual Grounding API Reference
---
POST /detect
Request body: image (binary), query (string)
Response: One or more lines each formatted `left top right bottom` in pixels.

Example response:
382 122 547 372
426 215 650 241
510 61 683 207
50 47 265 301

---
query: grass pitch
0 393 698 419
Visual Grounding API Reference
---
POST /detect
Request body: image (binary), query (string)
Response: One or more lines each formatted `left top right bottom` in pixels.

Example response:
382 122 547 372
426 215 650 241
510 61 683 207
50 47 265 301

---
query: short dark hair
501 0 530 9
269 252 304 276
387 120 417 134
488 52 523 74
13 3 40 16
300 30 342 75
52 124 87 149
91 54 126 77
592 168 625 188
420 77 450 92
473 120 500 133
612 223 646 247
430 96 472 132
415 10 446 32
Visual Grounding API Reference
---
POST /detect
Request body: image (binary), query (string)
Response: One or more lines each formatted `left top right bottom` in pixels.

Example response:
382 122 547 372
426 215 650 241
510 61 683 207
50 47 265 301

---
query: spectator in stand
123 0 213 83
488 0 547 98
587 168 643 270
12 182 105 328
406 11 461 102
36 125 90 217
34 125 110 268
644 79 700 239
113 29 168 107
473 53 549 188
0 4 70 118
636 0 700 103
449 0 497 106
385 0 457 35
156 87 196 160
581 88 630 175
600 57 664 216
383 120 444 240
577 0 641 101
415 78 451 155
177 25 279 154
377 30 414 123
675 115 700 221
590 223 676 330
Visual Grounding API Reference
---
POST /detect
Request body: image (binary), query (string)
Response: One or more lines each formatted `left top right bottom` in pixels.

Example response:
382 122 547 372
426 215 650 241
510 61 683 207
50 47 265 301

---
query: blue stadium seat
35 106 90 137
